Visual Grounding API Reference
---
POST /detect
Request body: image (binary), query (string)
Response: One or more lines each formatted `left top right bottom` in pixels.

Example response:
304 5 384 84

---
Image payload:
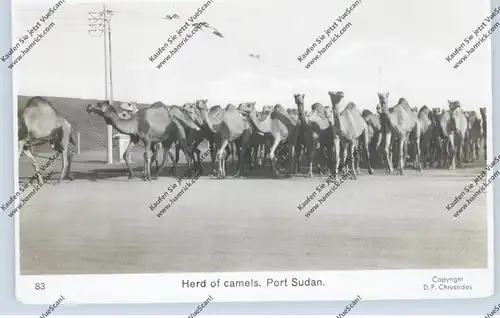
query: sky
11 0 493 111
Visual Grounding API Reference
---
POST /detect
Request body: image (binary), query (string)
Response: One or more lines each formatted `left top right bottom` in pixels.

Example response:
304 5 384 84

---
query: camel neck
330 99 342 131
104 107 137 135
201 107 215 134
248 107 270 133
295 102 308 128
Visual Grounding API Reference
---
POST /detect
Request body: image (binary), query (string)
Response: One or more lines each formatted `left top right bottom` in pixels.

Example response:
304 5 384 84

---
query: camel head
183 102 203 125
447 100 461 111
432 107 441 115
328 91 344 105
195 99 209 112
86 100 112 116
411 106 418 114
480 107 486 117
262 105 273 115
237 102 257 116
293 93 305 105
377 92 389 106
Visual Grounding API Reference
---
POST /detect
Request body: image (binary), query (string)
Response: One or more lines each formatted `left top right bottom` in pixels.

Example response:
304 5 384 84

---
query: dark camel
417 105 434 169
464 111 482 162
238 102 299 178
294 94 332 178
18 96 76 184
480 107 487 159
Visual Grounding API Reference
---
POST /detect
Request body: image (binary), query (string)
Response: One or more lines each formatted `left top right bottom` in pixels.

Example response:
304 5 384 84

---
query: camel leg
398 135 406 175
229 141 235 167
384 132 393 174
124 136 138 179
18 140 27 160
285 139 296 176
269 134 281 178
23 147 44 185
415 135 423 172
294 142 301 175
457 134 464 168
154 139 175 178
363 129 373 175
171 142 181 173
354 140 361 175
57 149 69 184
475 139 480 161
235 134 251 178
341 142 348 175
333 136 340 181
347 141 356 180
448 133 456 170
307 138 317 178
217 139 229 179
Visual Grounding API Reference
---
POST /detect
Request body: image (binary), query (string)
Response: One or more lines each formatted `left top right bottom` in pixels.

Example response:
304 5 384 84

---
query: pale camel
328 91 372 180
447 100 468 169
86 100 200 180
376 92 419 175
216 104 253 178
18 96 76 184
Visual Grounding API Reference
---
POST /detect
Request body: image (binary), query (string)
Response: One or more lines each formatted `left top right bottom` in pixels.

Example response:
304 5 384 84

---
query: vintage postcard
10 0 494 304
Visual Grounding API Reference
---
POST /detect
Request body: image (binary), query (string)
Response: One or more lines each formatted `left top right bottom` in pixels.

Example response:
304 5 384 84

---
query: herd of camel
17 93 487 183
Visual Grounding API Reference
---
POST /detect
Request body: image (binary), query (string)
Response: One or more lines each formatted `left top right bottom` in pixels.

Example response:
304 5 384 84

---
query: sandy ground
16 150 488 275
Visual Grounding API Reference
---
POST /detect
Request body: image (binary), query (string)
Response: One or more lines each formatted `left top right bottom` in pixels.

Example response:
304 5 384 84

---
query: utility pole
89 4 113 164
378 63 383 92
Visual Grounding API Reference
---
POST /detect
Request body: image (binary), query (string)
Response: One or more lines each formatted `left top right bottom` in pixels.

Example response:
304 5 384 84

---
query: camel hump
397 98 409 106
345 102 357 110
273 104 286 113
418 105 430 116
225 104 237 110
150 101 168 109
311 102 324 112
362 109 373 118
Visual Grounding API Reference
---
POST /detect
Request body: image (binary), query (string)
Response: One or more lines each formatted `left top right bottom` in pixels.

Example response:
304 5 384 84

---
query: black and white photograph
11 0 494 303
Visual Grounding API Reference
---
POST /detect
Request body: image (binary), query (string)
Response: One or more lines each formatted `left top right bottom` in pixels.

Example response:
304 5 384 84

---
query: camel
447 100 468 170
480 107 487 159
328 91 372 180
361 109 383 167
464 111 483 162
294 95 332 178
179 101 235 175
251 105 273 167
433 108 454 168
86 100 200 181
18 96 76 184
238 102 299 178
416 105 434 169
215 104 253 178
376 92 419 174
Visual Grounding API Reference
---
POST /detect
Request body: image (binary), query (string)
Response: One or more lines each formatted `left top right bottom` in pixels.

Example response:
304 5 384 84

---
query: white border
13 0 495 305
